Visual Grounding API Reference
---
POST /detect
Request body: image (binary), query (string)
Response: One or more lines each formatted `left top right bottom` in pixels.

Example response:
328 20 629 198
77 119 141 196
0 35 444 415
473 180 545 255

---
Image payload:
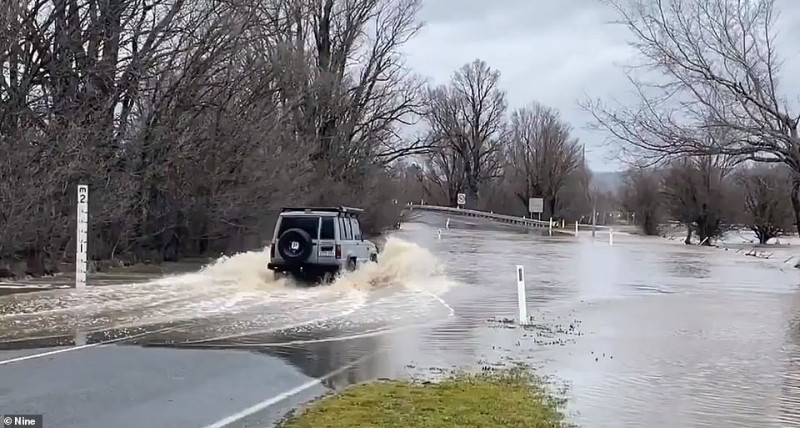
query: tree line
8 0 781 277
620 157 794 244
1 0 437 276
0 0 598 277
588 0 800 245
403 59 598 222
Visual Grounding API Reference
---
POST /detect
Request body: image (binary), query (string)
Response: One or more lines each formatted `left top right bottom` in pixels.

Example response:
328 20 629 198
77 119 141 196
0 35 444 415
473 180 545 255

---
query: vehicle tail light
335 244 341 259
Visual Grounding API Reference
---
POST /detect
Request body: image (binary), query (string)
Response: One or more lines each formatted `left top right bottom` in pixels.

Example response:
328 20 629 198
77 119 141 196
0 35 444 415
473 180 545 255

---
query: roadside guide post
575 221 579 237
516 265 528 325
76 184 88 289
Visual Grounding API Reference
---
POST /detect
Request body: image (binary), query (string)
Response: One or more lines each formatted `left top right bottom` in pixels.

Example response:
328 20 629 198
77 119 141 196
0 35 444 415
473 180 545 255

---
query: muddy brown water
1 212 799 427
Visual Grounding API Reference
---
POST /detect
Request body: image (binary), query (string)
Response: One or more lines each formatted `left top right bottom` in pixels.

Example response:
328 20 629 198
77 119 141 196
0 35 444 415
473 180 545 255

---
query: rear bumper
268 262 340 274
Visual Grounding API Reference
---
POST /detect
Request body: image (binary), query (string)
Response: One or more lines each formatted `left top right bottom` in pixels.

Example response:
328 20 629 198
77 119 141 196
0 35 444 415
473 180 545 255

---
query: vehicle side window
339 217 351 240
350 218 361 240
344 217 353 240
321 218 335 239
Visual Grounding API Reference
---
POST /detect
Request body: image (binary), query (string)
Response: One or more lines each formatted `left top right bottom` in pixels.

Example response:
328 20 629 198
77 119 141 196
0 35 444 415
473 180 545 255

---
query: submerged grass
278 367 571 428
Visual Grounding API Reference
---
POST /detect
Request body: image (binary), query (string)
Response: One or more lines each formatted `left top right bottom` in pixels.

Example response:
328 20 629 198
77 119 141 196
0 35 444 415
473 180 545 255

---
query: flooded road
1 212 799 427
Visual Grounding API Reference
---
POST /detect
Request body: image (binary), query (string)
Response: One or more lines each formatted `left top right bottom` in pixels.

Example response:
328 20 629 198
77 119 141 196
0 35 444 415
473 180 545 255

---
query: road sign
457 193 466 206
528 197 543 213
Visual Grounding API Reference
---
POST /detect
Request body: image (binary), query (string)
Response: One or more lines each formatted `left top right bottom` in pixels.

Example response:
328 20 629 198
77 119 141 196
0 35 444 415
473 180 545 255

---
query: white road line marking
0 326 178 366
201 353 376 428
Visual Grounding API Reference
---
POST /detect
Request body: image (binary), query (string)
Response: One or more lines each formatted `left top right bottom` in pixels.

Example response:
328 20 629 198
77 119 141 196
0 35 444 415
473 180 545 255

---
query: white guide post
516 265 528 325
575 221 579 237
609 228 614 246
76 184 89 289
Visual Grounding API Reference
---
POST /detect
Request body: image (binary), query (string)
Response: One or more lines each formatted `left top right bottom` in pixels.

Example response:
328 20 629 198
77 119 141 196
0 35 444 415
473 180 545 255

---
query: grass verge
278 367 571 428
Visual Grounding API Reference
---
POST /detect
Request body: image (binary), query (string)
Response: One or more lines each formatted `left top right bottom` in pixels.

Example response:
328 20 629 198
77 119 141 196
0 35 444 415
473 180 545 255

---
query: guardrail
403 204 612 233
407 204 550 227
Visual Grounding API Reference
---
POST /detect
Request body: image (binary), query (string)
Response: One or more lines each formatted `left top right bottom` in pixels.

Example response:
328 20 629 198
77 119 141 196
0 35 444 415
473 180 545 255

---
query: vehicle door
317 216 337 265
306 216 321 264
349 217 367 265
274 215 320 264
338 215 355 264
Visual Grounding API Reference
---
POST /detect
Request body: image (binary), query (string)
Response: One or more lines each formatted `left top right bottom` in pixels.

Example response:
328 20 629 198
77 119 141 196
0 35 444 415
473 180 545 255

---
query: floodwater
1 212 799 427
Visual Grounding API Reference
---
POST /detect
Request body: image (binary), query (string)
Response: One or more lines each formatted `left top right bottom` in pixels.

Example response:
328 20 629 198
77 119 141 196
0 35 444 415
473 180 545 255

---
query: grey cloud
404 0 632 171
403 0 800 172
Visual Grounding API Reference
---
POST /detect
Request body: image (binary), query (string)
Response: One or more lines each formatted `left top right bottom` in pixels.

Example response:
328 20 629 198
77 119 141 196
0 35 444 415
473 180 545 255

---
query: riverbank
0 226 403 281
657 226 800 269
278 368 570 428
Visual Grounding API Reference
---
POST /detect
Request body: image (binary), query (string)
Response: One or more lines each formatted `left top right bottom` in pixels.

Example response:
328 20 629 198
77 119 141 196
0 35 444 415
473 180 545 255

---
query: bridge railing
404 204 613 232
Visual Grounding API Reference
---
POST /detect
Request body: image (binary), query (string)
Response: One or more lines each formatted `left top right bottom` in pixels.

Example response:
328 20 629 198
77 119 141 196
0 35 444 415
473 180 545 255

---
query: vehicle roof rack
280 206 365 214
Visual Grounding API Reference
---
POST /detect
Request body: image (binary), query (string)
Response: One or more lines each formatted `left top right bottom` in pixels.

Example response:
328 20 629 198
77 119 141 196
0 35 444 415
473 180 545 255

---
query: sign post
516 265 528 325
76 185 88 289
456 193 466 208
528 197 543 221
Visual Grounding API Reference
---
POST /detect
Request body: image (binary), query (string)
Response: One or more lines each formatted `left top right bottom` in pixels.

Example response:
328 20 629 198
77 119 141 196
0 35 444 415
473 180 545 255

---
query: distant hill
590 171 624 194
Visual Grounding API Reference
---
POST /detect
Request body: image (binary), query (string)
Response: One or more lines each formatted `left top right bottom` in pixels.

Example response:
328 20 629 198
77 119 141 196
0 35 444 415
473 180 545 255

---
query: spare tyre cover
277 228 313 263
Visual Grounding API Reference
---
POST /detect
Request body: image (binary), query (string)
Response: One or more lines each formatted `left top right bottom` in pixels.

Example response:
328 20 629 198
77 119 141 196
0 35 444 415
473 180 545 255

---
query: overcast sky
401 0 800 173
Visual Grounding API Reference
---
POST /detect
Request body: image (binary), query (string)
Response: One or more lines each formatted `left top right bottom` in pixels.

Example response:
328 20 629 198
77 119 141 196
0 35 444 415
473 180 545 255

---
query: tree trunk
754 228 769 245
466 176 479 209
791 175 800 237
684 224 693 245
547 197 556 220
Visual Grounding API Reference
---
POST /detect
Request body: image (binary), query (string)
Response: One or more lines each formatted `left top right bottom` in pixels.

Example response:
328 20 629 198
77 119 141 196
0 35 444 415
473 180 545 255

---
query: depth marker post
75 184 89 289
516 265 528 325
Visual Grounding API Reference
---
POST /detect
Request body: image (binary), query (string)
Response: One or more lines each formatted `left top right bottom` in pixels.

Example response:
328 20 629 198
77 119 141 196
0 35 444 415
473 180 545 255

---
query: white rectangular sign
457 193 466 206
75 184 88 289
528 197 543 213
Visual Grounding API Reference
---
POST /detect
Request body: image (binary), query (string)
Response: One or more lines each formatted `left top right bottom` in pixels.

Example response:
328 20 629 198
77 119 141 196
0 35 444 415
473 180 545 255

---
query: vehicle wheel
277 228 313 263
347 258 357 272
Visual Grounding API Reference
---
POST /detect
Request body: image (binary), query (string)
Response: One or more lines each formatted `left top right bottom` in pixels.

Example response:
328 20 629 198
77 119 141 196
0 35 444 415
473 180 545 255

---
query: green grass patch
278 367 571 428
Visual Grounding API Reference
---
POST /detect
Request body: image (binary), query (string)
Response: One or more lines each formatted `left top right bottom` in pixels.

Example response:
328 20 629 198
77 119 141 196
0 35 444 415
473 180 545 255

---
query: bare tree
507 102 582 218
620 167 662 235
661 155 735 244
0 0 428 277
423 140 465 206
422 59 507 208
586 0 800 235
734 164 794 243
285 0 430 182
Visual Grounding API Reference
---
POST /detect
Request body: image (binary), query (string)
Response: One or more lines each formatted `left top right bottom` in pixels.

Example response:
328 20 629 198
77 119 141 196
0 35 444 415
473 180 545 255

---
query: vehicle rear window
278 216 320 238
320 218 335 239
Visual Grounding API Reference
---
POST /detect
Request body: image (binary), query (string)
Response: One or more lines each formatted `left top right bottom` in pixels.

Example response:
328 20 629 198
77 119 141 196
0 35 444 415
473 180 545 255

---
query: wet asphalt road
2 212 800 427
